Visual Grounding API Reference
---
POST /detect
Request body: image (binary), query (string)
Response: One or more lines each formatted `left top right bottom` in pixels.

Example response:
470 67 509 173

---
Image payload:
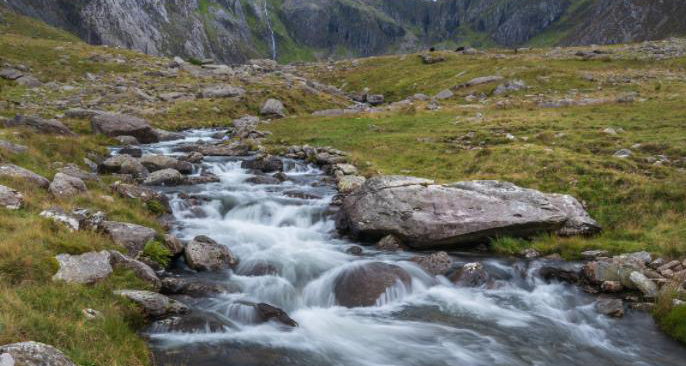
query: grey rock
140 155 192 174
333 262 411 308
153 129 185 142
449 262 491 287
180 152 204 163
161 277 240 297
110 182 170 212
15 75 42 87
0 185 23 210
241 155 283 173
629 271 658 297
601 281 623 293
199 85 245 98
337 175 366 194
98 155 149 178
493 80 527 95
596 298 624 318
162 234 185 256
366 94 384 106
581 250 610 260
52 251 113 284
4 115 74 135
613 149 632 158
338 177 597 249
40 208 80 231
260 98 286 118
376 234 405 251
411 251 453 275
456 76 504 89
49 173 87 197
91 113 159 143
419 54 445 64
184 236 238 271
520 248 541 259
435 89 454 100
0 342 75 366
545 193 602 236
109 251 161 290
64 108 105 119
114 290 189 319
0 139 28 154
0 164 50 188
57 164 100 182
143 168 184 186
0 68 23 80
100 221 156 256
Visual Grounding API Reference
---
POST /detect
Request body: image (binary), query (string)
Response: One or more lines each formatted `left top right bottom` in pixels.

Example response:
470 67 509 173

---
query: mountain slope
2 0 685 63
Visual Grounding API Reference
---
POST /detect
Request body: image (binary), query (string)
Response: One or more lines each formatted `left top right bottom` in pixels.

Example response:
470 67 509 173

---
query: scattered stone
455 76 504 89
260 99 286 118
184 236 238 271
366 94 384 106
520 248 541 259
98 155 149 178
241 155 283 172
435 89 454 100
376 234 405 251
82 308 103 320
0 68 23 80
49 173 87 197
449 262 491 287
629 271 658 297
493 80 527 95
411 251 453 275
0 164 50 188
100 221 156 256
581 250 610 260
52 251 113 284
91 113 159 143
333 262 411 308
4 115 74 135
198 85 245 99
0 342 76 366
114 290 189 319
596 298 624 318
0 139 27 154
0 185 23 210
601 281 623 293
40 208 80 231
419 54 445 64
613 149 632 158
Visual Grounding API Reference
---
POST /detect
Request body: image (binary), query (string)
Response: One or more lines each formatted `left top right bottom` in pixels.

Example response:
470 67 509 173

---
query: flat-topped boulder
52 250 160 289
114 290 189 319
91 113 159 143
337 176 600 249
4 115 74 135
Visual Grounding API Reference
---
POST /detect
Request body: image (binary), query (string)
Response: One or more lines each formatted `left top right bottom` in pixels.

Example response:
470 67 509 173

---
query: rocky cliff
2 0 684 63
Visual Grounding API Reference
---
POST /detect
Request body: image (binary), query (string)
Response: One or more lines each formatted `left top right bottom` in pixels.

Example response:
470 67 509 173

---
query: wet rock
345 245 363 256
161 277 240 297
49 173 87 197
162 234 184 256
338 177 598 249
119 147 143 157
185 236 238 272
198 85 245 99
601 281 623 293
376 234 405 251
255 303 298 327
449 262 491 287
4 115 74 135
539 266 581 283
0 139 27 154
241 155 283 173
245 175 280 185
153 129 185 142
114 290 189 319
114 135 140 145
596 298 624 318
91 113 159 143
109 251 161 290
333 262 411 308
0 164 49 188
581 250 610 260
52 251 113 284
100 221 156 256
143 168 184 186
629 271 658 298
520 248 541 259
184 174 221 185
411 251 453 275
150 311 234 333
337 175 366 194
140 155 192 174
98 155 149 178
0 185 23 210
260 98 286 118
0 342 75 366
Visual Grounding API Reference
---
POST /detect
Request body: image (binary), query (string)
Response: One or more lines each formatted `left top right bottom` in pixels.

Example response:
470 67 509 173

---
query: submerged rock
411 251 453 275
596 298 624 318
449 262 491 287
333 262 411 308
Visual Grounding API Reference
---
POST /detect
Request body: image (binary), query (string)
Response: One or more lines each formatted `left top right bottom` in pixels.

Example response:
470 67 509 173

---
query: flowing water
263 1 277 61
138 131 686 366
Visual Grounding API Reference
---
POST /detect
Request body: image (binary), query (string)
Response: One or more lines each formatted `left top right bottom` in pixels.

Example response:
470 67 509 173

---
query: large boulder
0 164 50 188
114 290 189 319
198 85 245 98
139 155 192 174
0 342 75 366
161 277 240 297
52 251 113 285
260 99 286 118
143 168 184 186
49 173 87 198
337 177 600 249
241 155 283 173
98 155 149 178
333 262 411 308
100 221 156 256
184 236 238 271
91 113 159 143
0 185 23 210
254 303 298 327
4 115 74 135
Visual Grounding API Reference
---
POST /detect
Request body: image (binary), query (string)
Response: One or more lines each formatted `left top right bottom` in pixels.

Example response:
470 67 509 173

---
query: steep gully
133 130 686 366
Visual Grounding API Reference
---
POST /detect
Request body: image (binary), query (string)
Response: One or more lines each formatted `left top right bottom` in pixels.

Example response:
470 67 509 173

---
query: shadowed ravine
138 131 686 366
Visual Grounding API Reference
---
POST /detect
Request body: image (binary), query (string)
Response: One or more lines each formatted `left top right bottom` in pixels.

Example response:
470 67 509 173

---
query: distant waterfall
263 1 277 60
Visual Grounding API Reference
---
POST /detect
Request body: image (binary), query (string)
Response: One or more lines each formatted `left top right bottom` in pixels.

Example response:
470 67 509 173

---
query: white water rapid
138 130 686 366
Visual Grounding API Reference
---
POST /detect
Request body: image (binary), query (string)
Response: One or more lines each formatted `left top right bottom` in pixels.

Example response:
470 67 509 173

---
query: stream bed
135 130 686 366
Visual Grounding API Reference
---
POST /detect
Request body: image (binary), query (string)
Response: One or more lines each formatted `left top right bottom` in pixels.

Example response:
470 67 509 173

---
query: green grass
657 305 686 344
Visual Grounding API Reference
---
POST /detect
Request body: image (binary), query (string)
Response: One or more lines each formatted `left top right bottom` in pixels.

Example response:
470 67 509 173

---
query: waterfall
263 1 277 60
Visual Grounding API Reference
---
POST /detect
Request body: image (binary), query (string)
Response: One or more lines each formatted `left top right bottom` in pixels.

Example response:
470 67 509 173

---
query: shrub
142 240 171 268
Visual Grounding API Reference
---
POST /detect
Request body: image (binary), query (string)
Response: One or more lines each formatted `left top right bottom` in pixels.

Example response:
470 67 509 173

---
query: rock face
184 236 238 272
0 185 23 210
337 177 600 249
91 113 159 143
333 262 411 308
0 342 76 366
100 221 156 256
4 115 74 135
0 164 50 188
114 290 189 319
